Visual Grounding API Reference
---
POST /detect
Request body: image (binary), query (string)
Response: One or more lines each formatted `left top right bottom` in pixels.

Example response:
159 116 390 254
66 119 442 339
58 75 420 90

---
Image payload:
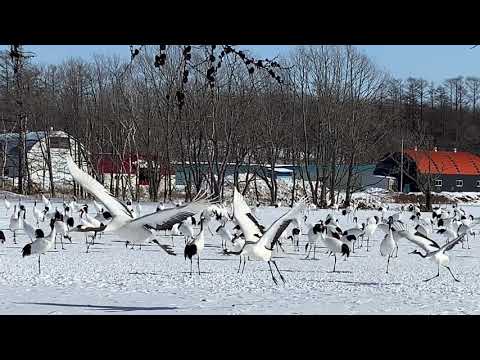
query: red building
95 154 174 186
374 147 480 192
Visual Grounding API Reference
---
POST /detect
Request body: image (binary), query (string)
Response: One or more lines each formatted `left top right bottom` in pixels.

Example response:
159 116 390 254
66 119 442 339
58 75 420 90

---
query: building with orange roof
373 147 480 192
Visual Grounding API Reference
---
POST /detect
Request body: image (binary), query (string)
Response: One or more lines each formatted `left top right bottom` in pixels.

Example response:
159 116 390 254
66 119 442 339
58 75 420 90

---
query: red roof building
97 156 136 175
95 154 175 186
404 149 480 175
374 148 480 192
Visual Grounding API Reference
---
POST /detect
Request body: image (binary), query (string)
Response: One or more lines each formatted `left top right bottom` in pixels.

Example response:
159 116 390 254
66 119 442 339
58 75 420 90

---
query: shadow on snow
16 302 179 312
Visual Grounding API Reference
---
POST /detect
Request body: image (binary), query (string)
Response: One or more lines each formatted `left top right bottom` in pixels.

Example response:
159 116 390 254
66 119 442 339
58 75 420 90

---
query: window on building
456 179 463 188
435 179 442 187
476 180 480 188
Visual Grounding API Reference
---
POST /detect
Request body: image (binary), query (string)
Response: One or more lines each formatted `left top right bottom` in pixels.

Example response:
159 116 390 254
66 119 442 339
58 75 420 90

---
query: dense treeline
0 45 478 206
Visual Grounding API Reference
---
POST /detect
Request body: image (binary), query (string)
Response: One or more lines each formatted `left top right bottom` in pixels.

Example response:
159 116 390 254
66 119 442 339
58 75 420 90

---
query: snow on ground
1 199 480 315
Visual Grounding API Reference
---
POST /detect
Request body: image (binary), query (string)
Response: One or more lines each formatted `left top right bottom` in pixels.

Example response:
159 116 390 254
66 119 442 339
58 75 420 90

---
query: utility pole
10 45 26 194
9 45 34 194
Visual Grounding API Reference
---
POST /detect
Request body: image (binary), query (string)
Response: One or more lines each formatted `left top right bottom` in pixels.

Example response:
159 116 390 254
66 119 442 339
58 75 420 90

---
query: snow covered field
1 200 480 315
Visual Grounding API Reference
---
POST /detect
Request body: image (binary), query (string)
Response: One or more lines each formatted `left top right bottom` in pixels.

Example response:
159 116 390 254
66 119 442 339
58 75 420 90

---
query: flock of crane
0 156 478 285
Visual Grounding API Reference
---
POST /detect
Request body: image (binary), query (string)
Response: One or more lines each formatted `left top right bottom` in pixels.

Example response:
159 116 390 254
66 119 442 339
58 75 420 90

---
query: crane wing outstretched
232 187 264 242
414 224 429 238
394 221 439 251
130 192 215 230
439 234 465 253
258 197 308 249
151 240 176 256
67 156 134 223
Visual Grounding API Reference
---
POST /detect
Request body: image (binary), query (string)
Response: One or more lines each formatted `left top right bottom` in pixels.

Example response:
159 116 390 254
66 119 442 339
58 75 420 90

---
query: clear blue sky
1 45 479 84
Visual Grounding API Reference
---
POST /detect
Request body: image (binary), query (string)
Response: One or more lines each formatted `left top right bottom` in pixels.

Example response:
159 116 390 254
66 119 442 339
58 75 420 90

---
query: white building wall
27 131 86 191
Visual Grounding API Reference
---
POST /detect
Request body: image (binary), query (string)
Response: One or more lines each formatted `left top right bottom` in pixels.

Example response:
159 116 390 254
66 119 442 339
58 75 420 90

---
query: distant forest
0 45 478 205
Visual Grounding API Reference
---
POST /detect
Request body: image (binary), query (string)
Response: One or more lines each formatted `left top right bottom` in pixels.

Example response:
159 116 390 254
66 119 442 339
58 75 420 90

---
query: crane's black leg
237 256 242 273
197 255 201 275
242 257 247 274
61 236 65 250
313 246 316 259
190 258 193 276
268 261 278 285
445 266 460 282
333 254 337 272
424 265 440 282
38 255 41 275
304 246 310 259
386 254 390 274
272 260 285 284
366 236 370 252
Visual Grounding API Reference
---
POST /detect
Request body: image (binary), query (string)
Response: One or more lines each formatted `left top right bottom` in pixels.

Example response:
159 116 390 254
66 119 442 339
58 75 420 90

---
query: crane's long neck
411 250 427 258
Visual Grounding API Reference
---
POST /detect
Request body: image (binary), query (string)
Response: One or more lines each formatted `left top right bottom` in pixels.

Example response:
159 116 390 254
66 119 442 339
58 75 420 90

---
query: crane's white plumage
232 187 265 243
67 156 213 253
226 192 307 284
22 220 57 274
380 225 396 274
396 221 464 282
